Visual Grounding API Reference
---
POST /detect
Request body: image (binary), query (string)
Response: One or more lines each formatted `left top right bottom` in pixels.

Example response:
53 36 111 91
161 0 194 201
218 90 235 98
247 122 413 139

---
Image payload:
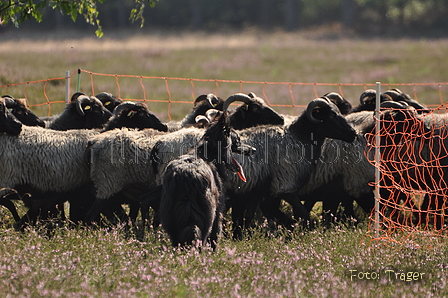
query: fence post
65 70 70 105
76 69 81 92
374 82 381 237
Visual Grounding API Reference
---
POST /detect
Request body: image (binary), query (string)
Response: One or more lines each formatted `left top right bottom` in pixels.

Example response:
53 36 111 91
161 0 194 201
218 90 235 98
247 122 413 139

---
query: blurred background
2 0 448 37
1 0 448 119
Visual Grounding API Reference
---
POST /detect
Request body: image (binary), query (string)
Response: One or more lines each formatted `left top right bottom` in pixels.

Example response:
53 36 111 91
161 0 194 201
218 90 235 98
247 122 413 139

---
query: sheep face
73 95 113 129
180 94 224 127
102 102 168 132
229 97 284 130
2 96 45 128
197 111 254 181
95 92 123 113
322 92 352 115
0 100 22 135
306 98 357 143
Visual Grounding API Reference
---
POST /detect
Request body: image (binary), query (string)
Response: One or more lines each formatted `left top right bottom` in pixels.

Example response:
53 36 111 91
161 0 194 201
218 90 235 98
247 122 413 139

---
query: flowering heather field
0 215 447 298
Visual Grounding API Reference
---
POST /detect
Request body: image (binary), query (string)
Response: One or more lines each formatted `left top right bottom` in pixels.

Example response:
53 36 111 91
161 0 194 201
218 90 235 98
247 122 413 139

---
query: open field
1 30 448 297
1 29 448 118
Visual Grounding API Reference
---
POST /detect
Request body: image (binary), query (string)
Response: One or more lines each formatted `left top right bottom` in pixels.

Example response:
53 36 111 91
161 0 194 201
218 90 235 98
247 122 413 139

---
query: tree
0 0 158 37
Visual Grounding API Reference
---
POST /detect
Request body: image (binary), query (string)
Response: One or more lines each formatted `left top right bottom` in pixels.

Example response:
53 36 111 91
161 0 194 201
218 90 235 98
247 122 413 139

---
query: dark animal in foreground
160 109 255 249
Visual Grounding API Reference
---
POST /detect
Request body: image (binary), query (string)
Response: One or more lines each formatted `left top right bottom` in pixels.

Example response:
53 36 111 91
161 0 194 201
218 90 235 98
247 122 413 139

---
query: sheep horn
248 92 257 98
193 94 212 107
306 98 330 124
383 89 402 101
75 95 91 117
2 95 17 108
380 101 407 109
113 102 139 116
323 92 344 104
95 92 114 100
222 93 252 112
359 89 376 105
0 100 5 115
195 115 210 125
206 94 220 107
70 92 87 103
205 109 220 121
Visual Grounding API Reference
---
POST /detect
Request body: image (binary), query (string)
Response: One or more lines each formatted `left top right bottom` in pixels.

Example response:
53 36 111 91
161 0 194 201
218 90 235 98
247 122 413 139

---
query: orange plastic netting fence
2 69 448 245
365 103 448 245
3 69 447 119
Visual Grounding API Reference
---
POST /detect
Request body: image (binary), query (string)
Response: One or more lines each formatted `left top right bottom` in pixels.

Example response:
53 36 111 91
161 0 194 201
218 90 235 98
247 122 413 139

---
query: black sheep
160 110 254 249
1 95 45 127
48 92 112 131
102 101 168 132
95 92 123 113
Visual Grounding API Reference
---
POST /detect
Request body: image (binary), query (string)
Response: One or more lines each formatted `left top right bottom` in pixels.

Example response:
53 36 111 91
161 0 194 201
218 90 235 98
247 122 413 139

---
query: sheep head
305 97 357 143
180 94 225 127
74 93 113 129
102 101 168 132
223 92 284 130
0 98 22 135
197 110 255 182
322 92 352 115
1 95 45 127
95 92 123 113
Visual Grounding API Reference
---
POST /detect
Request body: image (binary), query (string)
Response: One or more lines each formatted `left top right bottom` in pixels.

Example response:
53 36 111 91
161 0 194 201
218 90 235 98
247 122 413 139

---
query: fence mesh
2 69 448 246
365 103 448 246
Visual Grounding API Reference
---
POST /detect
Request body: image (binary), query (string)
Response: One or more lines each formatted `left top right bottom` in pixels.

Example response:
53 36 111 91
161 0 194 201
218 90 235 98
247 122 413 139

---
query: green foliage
0 0 158 37
130 0 158 27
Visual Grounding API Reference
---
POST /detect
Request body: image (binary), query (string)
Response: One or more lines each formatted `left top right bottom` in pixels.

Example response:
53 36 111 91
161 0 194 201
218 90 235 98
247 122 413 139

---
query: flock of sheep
0 87 442 248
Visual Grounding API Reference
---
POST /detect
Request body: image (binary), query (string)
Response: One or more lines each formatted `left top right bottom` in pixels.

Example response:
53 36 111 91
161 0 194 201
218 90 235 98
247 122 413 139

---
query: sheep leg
140 187 162 229
355 191 375 214
322 199 340 227
259 196 295 229
231 195 247 240
85 199 108 224
304 199 317 213
209 210 224 251
279 193 312 228
231 193 260 240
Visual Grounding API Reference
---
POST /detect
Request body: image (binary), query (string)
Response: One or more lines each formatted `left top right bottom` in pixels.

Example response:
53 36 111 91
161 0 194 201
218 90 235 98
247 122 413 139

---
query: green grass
1 29 448 297
2 30 448 120
0 210 447 297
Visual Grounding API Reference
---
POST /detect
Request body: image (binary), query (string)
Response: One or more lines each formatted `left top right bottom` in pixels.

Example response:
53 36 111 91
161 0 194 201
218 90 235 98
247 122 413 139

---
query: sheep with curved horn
95 92 123 113
159 97 255 249
225 96 357 239
223 93 285 130
102 101 168 132
47 92 112 131
1 95 45 127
